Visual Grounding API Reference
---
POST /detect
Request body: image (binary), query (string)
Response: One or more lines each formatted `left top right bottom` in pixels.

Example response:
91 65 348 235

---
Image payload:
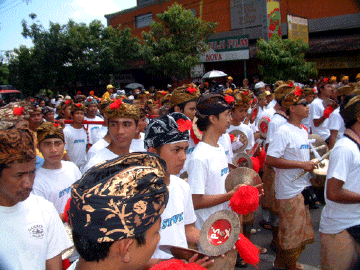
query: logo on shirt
221 167 229 176
300 144 309 149
225 150 229 155
186 147 195 154
28 224 44 239
162 212 184 229
73 139 85 143
59 186 71 198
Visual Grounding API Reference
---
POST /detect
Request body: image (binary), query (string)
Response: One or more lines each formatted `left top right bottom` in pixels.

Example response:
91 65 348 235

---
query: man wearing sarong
266 87 317 270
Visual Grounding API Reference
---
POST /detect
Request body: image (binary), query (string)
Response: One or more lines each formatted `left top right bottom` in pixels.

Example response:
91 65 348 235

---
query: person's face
63 106 72 119
258 98 268 108
72 110 85 124
0 160 36 207
131 219 161 269
108 117 137 149
38 138 64 165
39 100 46 107
28 111 43 128
44 111 55 122
258 87 265 93
232 106 248 123
305 94 315 104
292 99 309 119
213 109 232 134
137 117 147 133
266 95 273 104
108 88 114 94
158 141 188 176
150 106 159 115
322 84 335 98
182 101 197 121
86 104 98 117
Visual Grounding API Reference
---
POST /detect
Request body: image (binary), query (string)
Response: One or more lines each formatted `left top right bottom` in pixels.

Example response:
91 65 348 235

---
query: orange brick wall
109 0 360 38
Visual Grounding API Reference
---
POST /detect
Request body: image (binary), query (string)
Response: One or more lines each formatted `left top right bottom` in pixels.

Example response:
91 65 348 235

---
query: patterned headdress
340 95 360 126
281 87 305 109
41 106 54 116
233 90 251 108
337 84 356 97
71 103 87 114
69 152 169 243
196 92 233 117
0 101 32 130
170 84 201 107
106 98 140 121
144 112 191 149
274 82 296 102
85 96 98 106
303 88 316 97
0 128 36 164
61 99 74 110
37 122 65 144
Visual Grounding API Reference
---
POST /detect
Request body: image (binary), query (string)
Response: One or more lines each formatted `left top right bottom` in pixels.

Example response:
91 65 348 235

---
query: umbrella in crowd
202 70 227 80
124 83 145 90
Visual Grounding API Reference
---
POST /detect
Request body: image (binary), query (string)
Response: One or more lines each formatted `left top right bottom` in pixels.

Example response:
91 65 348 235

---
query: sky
0 0 137 52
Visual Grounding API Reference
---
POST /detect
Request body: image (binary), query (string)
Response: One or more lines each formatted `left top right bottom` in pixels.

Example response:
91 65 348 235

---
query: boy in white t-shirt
320 95 360 270
84 96 104 145
63 103 88 170
33 122 81 217
82 99 139 173
143 112 212 268
266 88 317 270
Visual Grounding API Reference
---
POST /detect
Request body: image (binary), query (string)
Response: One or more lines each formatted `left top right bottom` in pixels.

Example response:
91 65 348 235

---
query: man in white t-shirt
320 95 360 270
33 122 81 216
84 96 104 145
130 108 147 152
266 88 317 270
0 128 72 270
143 112 212 268
82 99 139 173
310 80 335 141
63 103 88 170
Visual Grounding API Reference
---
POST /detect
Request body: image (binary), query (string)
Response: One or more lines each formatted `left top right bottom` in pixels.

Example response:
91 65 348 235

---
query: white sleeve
326 145 352 182
183 185 197 225
312 102 323 120
267 130 287 158
45 203 73 260
32 177 48 200
328 113 343 131
187 158 207 195
63 129 70 151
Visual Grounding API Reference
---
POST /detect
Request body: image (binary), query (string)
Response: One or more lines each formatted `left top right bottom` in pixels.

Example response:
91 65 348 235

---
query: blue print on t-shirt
300 144 309 149
162 212 184 229
59 187 71 198
187 147 195 154
74 139 85 143
221 167 229 176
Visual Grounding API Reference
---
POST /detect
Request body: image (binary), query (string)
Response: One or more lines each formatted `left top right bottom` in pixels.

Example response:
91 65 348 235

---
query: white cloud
70 0 120 23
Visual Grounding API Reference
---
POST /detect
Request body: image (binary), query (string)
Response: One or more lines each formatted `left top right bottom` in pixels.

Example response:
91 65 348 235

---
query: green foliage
8 14 141 96
142 3 217 80
0 56 9 85
256 35 318 84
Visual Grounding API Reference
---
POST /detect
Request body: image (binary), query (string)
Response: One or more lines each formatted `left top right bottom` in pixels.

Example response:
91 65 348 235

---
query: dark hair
196 113 220 132
0 163 9 177
169 102 186 114
72 230 146 262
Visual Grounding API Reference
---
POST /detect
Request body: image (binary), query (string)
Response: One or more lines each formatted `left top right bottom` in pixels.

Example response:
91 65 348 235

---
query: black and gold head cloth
69 152 169 243
340 94 360 126
196 92 233 117
144 112 191 149
37 122 65 144
106 98 140 121
170 83 201 107
0 128 36 164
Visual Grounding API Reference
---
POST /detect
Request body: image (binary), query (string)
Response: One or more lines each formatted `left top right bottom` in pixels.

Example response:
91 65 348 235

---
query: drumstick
292 150 332 182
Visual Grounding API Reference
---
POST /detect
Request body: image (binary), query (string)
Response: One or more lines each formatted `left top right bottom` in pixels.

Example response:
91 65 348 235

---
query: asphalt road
235 205 323 270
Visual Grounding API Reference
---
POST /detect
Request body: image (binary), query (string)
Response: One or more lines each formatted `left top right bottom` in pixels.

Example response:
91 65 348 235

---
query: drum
311 159 329 188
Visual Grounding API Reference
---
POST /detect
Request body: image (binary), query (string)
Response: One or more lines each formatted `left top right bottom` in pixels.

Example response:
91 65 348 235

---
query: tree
256 35 318 84
0 56 9 85
142 3 217 81
8 14 141 96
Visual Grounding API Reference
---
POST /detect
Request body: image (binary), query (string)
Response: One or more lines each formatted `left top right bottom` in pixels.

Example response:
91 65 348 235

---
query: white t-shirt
91 126 108 144
328 107 345 140
218 133 233 164
82 147 118 174
179 136 198 175
85 115 104 145
152 175 197 259
265 113 288 145
320 137 360 234
267 99 277 110
87 138 109 161
64 125 88 170
32 161 81 213
227 123 254 153
130 132 146 152
259 106 276 121
0 195 73 270
187 142 230 230
309 97 330 140
267 122 311 200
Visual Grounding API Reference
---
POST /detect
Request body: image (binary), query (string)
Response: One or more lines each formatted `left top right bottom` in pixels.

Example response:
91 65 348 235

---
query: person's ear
111 238 134 263
209 114 218 125
173 105 181 113
148 147 159 155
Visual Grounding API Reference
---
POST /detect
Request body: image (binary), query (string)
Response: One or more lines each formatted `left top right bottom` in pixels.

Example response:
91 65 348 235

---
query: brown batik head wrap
69 152 169 243
71 103 87 114
281 87 305 110
0 101 32 130
37 122 65 144
233 90 251 108
274 82 296 103
0 128 36 165
106 98 140 121
170 83 201 107
340 94 360 126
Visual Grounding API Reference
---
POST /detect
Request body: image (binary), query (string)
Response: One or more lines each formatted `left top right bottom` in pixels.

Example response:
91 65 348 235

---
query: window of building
135 13 153 28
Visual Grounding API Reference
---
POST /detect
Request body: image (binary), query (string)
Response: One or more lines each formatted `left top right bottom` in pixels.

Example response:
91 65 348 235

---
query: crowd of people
1 72 360 270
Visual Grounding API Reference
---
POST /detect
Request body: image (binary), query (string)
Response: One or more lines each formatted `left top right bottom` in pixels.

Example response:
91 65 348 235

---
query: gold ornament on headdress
106 99 140 121
281 87 304 109
170 83 200 106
